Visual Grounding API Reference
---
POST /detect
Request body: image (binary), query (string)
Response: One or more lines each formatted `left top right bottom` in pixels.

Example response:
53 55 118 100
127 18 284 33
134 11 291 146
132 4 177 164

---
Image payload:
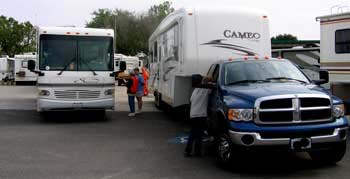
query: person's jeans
185 117 207 155
128 95 135 113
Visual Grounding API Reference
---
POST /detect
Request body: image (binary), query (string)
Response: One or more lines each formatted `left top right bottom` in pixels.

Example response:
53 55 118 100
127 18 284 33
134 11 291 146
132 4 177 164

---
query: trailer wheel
309 141 347 164
154 91 162 109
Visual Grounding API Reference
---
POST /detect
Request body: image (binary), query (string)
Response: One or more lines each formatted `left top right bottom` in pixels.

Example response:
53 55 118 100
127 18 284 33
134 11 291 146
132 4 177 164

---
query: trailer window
154 42 158 63
335 29 350 53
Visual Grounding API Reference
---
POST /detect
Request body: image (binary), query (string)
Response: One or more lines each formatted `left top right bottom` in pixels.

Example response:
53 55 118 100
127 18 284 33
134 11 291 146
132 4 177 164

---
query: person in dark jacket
126 72 138 117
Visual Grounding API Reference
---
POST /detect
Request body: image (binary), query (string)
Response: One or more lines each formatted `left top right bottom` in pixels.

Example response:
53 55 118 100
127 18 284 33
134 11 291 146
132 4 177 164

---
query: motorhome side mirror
120 61 126 71
27 60 36 71
313 70 329 85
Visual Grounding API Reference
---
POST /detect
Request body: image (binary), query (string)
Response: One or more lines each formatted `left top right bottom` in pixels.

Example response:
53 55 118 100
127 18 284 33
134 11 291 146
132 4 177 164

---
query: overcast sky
0 0 349 40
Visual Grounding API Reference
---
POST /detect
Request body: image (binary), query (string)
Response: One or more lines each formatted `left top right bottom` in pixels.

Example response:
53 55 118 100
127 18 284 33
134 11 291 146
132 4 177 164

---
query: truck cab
200 57 348 165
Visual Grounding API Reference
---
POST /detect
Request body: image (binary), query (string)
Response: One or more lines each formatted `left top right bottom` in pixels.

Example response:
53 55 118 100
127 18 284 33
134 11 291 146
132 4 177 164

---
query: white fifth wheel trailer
149 7 271 108
14 54 38 84
27 27 115 113
316 12 350 113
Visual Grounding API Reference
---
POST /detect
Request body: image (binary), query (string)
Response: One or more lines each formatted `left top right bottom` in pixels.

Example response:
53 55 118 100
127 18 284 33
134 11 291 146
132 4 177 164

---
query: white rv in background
149 7 271 108
0 56 15 83
114 54 143 73
114 54 143 86
317 12 350 111
28 26 115 114
0 57 7 81
14 54 38 84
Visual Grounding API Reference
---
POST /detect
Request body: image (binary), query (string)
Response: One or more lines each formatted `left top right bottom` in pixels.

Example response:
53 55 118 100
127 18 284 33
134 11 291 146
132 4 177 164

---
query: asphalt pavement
0 85 350 179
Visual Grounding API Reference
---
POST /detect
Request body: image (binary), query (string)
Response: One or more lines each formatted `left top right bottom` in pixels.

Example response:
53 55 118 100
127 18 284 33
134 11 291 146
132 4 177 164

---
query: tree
0 15 36 56
86 1 174 55
271 34 298 42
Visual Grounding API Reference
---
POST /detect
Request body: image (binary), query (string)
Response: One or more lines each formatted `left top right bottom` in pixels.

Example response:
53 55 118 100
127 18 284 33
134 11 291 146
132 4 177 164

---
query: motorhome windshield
39 35 113 71
224 60 310 85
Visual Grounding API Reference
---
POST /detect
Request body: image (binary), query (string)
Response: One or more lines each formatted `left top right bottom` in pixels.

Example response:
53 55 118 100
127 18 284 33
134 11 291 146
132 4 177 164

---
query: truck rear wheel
309 141 347 164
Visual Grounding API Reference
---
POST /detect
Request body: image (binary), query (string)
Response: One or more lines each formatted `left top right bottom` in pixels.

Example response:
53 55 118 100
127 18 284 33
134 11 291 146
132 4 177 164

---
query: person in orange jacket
141 66 149 96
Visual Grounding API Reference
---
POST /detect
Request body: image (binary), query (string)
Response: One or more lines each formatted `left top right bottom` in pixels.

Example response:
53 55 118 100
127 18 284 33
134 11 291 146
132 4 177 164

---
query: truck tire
216 133 234 167
309 141 347 164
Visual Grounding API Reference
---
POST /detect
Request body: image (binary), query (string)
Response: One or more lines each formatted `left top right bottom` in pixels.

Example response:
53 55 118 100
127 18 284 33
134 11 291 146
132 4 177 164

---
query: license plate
290 138 311 150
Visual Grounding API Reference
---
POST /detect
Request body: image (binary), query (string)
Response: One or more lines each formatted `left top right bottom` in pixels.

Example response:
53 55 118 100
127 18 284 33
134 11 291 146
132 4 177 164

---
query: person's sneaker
135 109 142 114
128 113 136 117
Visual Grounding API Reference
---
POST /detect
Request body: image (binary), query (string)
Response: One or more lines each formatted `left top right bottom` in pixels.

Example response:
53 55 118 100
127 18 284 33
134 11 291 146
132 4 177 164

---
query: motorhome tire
309 141 347 164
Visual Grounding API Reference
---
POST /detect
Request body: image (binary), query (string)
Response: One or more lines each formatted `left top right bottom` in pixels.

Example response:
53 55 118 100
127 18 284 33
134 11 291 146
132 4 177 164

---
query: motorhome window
21 61 28 68
335 29 350 53
39 35 113 71
78 37 113 71
40 35 77 71
224 61 310 85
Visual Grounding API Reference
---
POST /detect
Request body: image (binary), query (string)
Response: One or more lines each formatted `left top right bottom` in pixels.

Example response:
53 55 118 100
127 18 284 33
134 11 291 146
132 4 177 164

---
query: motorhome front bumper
37 98 115 111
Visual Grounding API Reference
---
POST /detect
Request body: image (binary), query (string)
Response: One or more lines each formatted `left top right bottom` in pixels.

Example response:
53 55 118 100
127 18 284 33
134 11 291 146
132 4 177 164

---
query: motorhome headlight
104 89 115 96
228 109 253 122
38 90 50 96
333 104 345 118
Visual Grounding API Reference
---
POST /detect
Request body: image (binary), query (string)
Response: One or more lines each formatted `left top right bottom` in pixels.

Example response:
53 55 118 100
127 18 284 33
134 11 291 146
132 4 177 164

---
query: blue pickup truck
195 57 348 165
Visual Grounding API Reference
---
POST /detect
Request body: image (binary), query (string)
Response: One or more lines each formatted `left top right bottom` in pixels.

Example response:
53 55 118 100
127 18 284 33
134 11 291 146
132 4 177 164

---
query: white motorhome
149 7 271 108
114 54 143 86
29 27 115 113
114 54 143 73
13 54 38 84
316 12 350 110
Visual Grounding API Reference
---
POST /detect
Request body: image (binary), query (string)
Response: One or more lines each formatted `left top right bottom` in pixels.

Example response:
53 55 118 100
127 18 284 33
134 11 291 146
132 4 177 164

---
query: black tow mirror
313 69 329 85
28 60 36 72
192 74 216 89
120 61 126 71
192 74 203 87
345 102 350 115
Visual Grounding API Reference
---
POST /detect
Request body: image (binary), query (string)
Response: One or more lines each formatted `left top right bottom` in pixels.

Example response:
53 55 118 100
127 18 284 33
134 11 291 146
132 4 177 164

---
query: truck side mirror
313 70 329 85
345 102 350 115
192 74 203 87
28 60 36 72
120 61 126 71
